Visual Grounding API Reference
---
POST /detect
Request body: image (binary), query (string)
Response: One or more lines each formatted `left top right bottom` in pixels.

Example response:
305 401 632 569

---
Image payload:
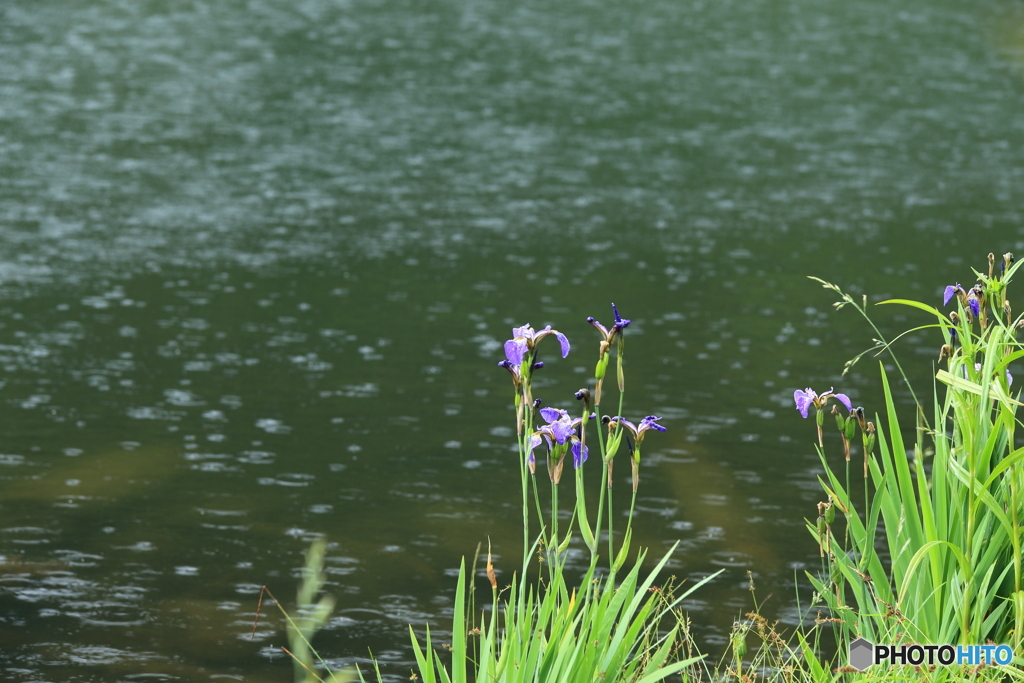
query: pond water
3 0 1024 679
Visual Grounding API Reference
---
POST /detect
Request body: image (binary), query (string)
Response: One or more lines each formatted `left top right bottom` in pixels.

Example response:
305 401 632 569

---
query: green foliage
409 548 714 683
806 256 1024 667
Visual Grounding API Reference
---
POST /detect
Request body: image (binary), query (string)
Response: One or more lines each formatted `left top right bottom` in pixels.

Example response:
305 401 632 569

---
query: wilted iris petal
833 394 853 412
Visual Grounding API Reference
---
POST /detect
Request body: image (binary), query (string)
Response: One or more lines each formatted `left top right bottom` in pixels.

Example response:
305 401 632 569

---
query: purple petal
572 440 588 468
529 433 543 453
549 418 574 445
968 296 980 319
611 302 631 329
638 416 666 434
555 331 570 358
505 339 528 365
512 324 534 340
539 407 563 424
794 389 815 418
943 285 956 306
587 317 610 337
570 413 596 429
614 417 638 437
833 393 853 412
1008 370 1014 386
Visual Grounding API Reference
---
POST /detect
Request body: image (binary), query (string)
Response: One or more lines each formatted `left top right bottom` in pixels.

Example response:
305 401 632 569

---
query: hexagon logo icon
849 637 875 671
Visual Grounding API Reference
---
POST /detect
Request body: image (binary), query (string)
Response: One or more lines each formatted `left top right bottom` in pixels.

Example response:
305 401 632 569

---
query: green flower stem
549 473 559 571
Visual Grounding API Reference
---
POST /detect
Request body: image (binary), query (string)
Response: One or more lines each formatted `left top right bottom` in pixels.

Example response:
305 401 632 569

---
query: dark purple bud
533 398 542 409
497 359 521 382
531 361 544 370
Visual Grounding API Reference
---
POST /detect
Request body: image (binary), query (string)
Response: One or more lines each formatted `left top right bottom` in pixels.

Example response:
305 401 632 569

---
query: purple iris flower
505 324 570 364
609 415 666 446
588 303 632 341
793 387 853 418
538 407 575 444
529 407 591 469
968 295 980 319
943 283 980 318
967 286 982 319
608 415 665 492
943 284 964 307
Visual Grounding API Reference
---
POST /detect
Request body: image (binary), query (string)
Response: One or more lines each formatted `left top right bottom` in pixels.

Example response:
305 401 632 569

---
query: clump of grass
410 309 720 683
790 253 1024 677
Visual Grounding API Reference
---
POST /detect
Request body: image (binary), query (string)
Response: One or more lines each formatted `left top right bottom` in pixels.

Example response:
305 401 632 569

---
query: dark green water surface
3 0 1024 679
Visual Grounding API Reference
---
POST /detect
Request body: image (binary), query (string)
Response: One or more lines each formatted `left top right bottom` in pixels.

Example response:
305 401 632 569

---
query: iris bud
844 415 858 442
